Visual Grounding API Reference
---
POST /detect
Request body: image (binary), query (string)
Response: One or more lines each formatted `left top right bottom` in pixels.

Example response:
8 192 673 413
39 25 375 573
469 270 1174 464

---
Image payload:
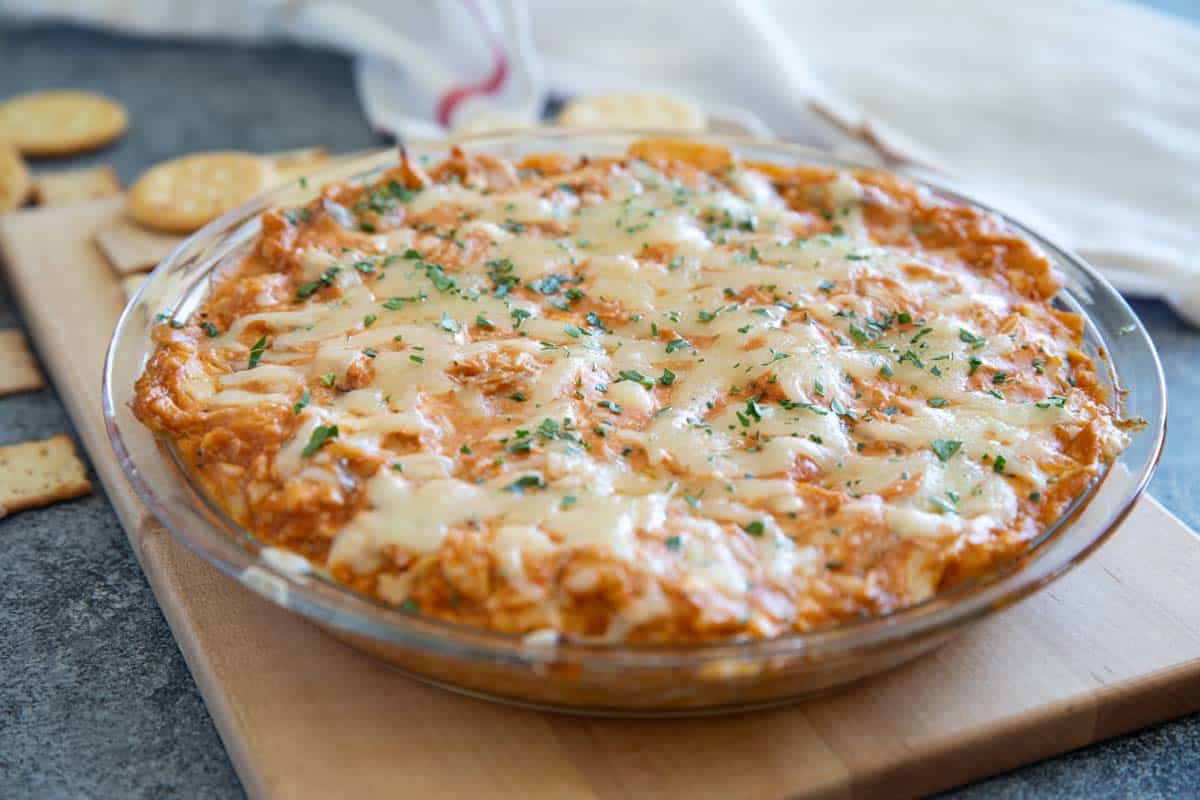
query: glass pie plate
103 130 1166 716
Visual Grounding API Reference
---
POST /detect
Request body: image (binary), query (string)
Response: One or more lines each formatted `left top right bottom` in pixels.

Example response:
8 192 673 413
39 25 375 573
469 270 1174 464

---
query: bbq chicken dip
133 139 1129 644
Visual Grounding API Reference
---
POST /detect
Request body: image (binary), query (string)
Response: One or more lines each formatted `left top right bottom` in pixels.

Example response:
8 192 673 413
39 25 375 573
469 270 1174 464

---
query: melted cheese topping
133 141 1127 643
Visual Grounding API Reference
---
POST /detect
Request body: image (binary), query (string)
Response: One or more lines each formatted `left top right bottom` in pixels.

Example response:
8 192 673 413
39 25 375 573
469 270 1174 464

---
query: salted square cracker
94 215 184 275
0 435 92 516
0 329 45 396
34 165 122 206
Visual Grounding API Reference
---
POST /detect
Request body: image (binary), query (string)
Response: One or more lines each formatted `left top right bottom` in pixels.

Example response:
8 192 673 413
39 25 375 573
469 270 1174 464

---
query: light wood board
2 196 1198 800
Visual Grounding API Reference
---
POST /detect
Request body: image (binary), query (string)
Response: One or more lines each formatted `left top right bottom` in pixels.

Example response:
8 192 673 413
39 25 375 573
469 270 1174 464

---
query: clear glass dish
103 131 1166 715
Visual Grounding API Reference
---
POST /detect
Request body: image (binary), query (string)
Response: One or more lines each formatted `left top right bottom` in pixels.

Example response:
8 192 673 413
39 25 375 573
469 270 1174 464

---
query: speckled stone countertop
0 20 1197 800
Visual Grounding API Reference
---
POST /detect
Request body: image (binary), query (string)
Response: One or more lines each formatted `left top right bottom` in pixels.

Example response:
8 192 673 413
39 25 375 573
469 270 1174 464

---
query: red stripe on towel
435 0 510 127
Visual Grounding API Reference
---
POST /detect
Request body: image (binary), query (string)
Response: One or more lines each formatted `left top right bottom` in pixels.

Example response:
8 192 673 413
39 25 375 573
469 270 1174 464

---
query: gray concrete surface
0 20 1196 800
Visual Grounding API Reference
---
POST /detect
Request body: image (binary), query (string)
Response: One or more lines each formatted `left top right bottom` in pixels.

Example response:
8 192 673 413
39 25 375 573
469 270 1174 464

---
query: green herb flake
505 475 546 494
929 496 957 515
301 424 339 457
292 389 310 415
742 520 766 537
993 454 1008 474
959 328 987 349
618 369 654 389
665 535 682 551
200 321 219 337
659 368 676 387
930 438 963 462
928 397 948 408
247 336 267 368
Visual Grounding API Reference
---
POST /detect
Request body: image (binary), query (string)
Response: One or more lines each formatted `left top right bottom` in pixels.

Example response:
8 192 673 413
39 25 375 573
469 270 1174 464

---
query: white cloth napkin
5 0 1198 319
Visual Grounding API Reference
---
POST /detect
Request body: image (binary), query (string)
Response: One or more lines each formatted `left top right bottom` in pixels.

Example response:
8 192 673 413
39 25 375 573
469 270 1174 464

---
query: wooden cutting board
3 197 1199 800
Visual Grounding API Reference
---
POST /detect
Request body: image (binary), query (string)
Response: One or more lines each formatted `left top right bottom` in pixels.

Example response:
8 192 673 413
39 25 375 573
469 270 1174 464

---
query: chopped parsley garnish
505 475 545 494
292 389 310 415
618 369 654 389
830 398 853 418
665 338 689 353
363 313 377 327
358 179 417 216
509 392 527 402
897 311 912 324
475 315 495 329
486 258 519 297
247 336 267 368
993 454 1007 474
422 262 457 292
564 324 585 338
929 496 957 515
506 436 534 455
1029 491 1042 502
199 321 219 337
968 356 983 376
992 372 1007 384
320 372 336 387
511 308 532 328
295 266 342 300
598 399 623 414
409 354 425 364
959 328 987 349
930 438 963 462
561 495 578 510
742 520 765 537
928 397 948 408
301 424 339 457
665 535 682 551
659 368 676 387
1036 395 1067 408
382 293 426 310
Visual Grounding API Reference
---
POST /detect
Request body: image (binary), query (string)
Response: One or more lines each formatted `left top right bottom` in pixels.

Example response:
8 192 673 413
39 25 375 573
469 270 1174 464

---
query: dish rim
102 128 1167 669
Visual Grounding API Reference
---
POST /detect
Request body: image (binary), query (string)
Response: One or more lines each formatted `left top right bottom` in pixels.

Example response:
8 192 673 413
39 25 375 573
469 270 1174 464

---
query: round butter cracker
128 152 275 234
558 92 707 132
0 90 128 157
0 143 32 212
